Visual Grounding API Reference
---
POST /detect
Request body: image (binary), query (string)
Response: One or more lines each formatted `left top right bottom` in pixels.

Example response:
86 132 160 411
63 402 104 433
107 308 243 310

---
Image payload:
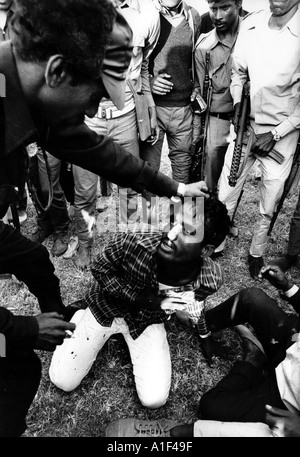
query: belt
210 112 234 121
96 106 114 119
96 101 135 119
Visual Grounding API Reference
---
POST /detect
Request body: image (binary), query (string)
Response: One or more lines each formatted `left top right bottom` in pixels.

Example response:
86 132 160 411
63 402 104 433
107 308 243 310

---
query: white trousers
49 309 171 409
193 420 273 437
218 123 299 257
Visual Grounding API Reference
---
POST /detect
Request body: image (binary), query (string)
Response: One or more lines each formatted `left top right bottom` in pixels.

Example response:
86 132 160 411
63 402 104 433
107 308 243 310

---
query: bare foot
72 246 92 271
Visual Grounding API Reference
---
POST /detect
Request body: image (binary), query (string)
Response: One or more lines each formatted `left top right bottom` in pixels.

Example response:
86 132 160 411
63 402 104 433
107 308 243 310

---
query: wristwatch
176 183 186 198
271 129 281 142
171 183 186 203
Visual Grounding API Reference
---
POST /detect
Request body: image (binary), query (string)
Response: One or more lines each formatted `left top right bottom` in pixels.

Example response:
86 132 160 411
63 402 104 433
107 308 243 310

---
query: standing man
194 0 243 193
140 0 202 223
72 0 161 270
217 0 300 279
0 0 208 437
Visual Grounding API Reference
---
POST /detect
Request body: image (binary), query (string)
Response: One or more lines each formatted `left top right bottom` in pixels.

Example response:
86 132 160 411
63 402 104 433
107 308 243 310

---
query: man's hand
34 312 76 351
266 405 300 437
190 87 201 102
160 295 187 314
252 131 276 156
184 181 209 198
150 73 173 96
258 264 293 291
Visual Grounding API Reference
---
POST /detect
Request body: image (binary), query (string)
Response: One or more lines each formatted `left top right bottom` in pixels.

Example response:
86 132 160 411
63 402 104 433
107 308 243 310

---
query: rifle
228 80 285 188
268 138 300 236
228 81 250 187
189 52 212 183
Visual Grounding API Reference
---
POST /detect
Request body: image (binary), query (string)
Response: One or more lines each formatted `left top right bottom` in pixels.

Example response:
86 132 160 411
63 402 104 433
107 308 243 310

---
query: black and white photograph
0 0 300 445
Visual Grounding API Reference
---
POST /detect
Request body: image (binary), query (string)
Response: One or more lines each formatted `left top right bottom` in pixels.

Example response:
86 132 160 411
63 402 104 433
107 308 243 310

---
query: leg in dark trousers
0 351 41 437
199 287 298 422
0 221 66 314
206 287 298 366
199 361 286 422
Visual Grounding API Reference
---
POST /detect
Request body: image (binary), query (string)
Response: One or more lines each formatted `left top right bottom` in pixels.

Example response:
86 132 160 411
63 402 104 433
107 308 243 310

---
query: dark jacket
0 40 179 217
0 40 180 350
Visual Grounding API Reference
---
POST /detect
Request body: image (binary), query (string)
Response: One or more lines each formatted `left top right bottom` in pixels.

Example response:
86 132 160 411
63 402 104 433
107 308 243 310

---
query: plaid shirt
86 231 223 339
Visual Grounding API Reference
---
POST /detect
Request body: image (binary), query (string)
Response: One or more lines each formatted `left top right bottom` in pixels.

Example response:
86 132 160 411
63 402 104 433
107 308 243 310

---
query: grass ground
1 144 299 437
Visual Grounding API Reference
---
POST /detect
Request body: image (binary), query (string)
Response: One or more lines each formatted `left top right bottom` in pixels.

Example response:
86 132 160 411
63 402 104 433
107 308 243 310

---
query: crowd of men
0 0 299 439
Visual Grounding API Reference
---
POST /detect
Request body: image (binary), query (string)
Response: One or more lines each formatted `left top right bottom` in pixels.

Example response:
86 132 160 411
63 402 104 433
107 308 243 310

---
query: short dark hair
10 0 116 81
170 195 231 248
203 195 231 247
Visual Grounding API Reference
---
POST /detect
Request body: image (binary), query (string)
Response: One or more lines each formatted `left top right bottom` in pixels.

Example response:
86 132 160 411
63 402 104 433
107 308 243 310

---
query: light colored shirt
230 7 300 138
98 0 160 114
194 19 241 113
276 334 300 414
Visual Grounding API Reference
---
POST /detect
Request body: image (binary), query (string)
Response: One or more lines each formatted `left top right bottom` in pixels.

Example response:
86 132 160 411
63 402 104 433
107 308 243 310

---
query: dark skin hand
266 405 300 437
34 312 76 351
252 131 276 157
150 73 173 96
258 264 293 291
233 102 275 156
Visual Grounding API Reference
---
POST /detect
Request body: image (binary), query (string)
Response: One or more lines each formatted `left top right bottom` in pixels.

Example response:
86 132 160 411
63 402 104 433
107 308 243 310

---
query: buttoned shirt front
86 230 223 339
230 7 300 137
195 19 241 114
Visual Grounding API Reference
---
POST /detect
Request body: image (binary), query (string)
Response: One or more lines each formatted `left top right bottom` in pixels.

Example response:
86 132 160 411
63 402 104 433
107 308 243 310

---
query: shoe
269 254 298 272
235 325 267 369
63 236 79 259
72 245 92 271
63 299 87 321
248 255 264 279
29 226 54 243
51 231 70 257
104 418 181 438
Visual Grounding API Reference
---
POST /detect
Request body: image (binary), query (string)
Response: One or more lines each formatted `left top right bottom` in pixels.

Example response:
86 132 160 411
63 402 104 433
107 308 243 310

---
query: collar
285 4 300 37
157 1 189 20
267 5 300 37
0 41 36 155
209 16 241 50
120 0 140 13
244 7 299 37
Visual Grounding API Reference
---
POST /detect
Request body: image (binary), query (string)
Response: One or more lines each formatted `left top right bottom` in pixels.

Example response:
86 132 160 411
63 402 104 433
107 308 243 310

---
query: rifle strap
26 140 54 216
